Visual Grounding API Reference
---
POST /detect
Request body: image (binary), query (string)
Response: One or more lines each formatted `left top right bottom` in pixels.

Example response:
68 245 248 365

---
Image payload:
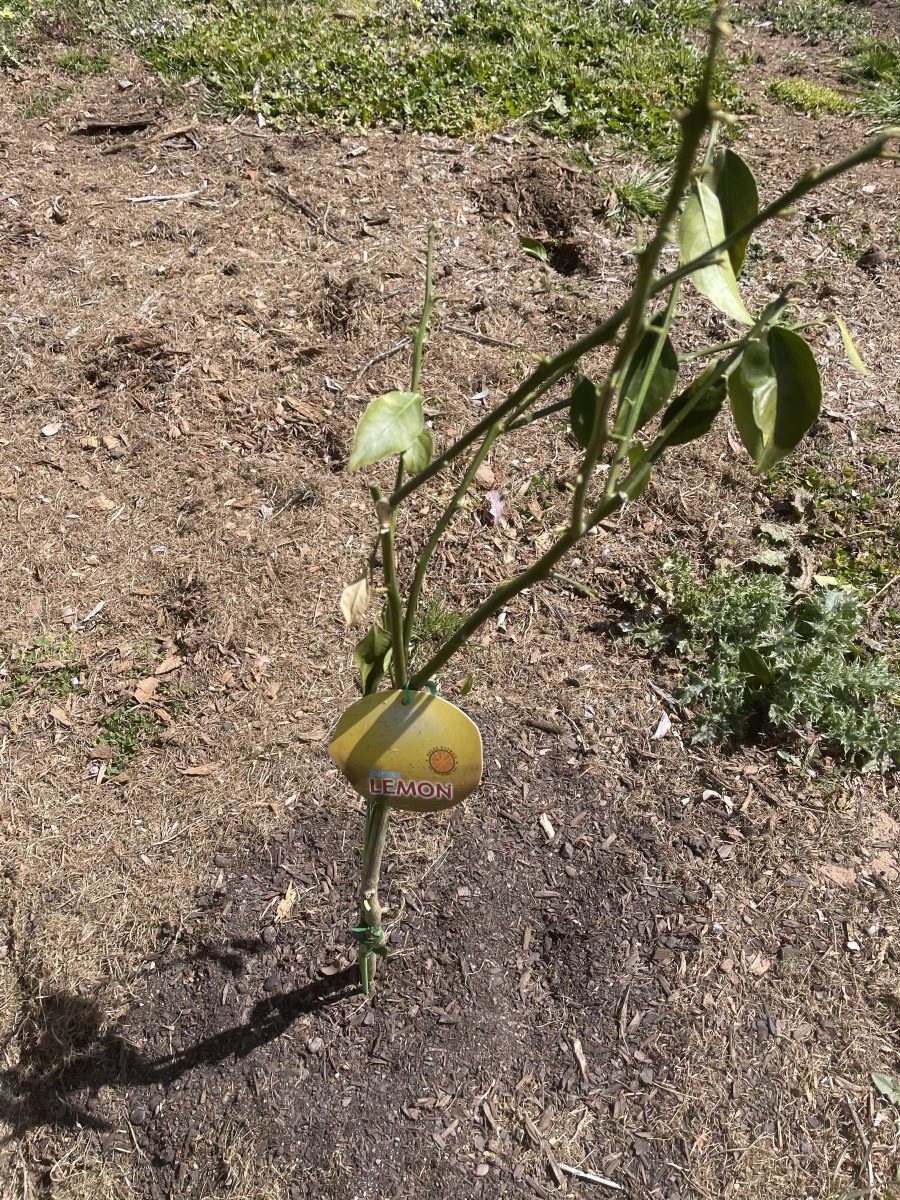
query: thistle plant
336 3 898 990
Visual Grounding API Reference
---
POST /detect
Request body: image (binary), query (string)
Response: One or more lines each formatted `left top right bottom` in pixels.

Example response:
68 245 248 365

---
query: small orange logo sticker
428 747 456 775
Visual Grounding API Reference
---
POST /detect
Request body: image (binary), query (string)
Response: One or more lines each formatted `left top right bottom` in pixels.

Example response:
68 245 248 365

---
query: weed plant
627 555 900 770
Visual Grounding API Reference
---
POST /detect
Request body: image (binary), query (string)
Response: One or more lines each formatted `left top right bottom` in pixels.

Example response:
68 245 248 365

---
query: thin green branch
507 393 573 431
605 282 682 500
570 6 725 532
389 312 625 509
403 421 503 646
372 484 407 687
409 225 437 396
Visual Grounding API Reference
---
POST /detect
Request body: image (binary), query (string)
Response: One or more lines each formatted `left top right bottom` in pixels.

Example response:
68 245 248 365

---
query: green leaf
872 1073 900 1109
728 326 822 473
622 445 652 499
657 363 727 447
833 314 870 376
457 671 474 697
352 620 393 695
619 314 679 431
569 374 602 449
711 147 759 276
348 391 423 472
403 426 433 474
680 180 754 326
519 235 548 263
738 645 774 684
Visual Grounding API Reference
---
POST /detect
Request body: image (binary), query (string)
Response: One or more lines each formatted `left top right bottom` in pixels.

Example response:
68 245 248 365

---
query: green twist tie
402 678 437 705
351 923 387 994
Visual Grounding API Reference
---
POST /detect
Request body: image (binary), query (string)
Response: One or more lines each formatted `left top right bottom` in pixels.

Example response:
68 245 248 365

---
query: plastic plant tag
329 690 482 813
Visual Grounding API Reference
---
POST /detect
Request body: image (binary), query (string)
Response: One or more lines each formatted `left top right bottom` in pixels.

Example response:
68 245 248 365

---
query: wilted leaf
711 147 759 276
619 314 679 430
520 235 548 262
872 1073 900 1108
402 426 433 474
652 712 671 739
484 490 506 524
133 676 159 704
758 521 797 545
657 364 727 447
680 181 754 325
275 881 296 922
353 620 392 695
340 575 369 626
49 705 71 727
729 326 822 473
748 548 788 569
569 374 602 449
155 654 182 675
348 391 423 472
178 761 222 776
93 494 116 511
833 315 870 376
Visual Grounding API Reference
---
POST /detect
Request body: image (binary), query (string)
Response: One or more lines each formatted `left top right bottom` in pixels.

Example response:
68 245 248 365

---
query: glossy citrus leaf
569 374 602 449
711 147 759 276
680 180 754 326
352 620 393 695
403 425 434 474
728 326 822 473
619 314 679 431
657 363 727 446
622 445 652 499
348 391 423 472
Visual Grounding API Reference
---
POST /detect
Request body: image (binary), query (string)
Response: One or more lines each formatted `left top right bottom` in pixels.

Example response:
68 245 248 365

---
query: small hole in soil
547 240 589 276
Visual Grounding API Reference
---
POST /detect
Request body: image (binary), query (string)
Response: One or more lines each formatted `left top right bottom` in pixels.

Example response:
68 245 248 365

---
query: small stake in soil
330 2 898 993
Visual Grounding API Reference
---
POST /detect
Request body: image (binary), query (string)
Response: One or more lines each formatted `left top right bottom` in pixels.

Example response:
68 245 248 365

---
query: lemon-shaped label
328 690 482 813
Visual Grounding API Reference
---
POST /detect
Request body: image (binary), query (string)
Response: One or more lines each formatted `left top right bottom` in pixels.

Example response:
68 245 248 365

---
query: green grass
768 452 900 627
756 1 900 120
599 162 670 231
626 554 900 771
414 593 462 645
756 0 871 45
847 35 900 121
96 705 163 774
19 83 72 116
0 636 84 708
0 0 35 65
55 45 109 74
767 76 852 114
124 0 739 156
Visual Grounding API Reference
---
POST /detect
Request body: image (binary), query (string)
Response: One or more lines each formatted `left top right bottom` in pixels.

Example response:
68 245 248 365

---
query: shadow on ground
0 961 358 1140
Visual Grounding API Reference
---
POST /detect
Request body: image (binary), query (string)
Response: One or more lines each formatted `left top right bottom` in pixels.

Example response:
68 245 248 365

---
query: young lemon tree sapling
329 4 897 991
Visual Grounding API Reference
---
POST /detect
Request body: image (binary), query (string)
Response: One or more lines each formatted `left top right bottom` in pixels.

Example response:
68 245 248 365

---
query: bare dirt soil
1 17 899 1200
